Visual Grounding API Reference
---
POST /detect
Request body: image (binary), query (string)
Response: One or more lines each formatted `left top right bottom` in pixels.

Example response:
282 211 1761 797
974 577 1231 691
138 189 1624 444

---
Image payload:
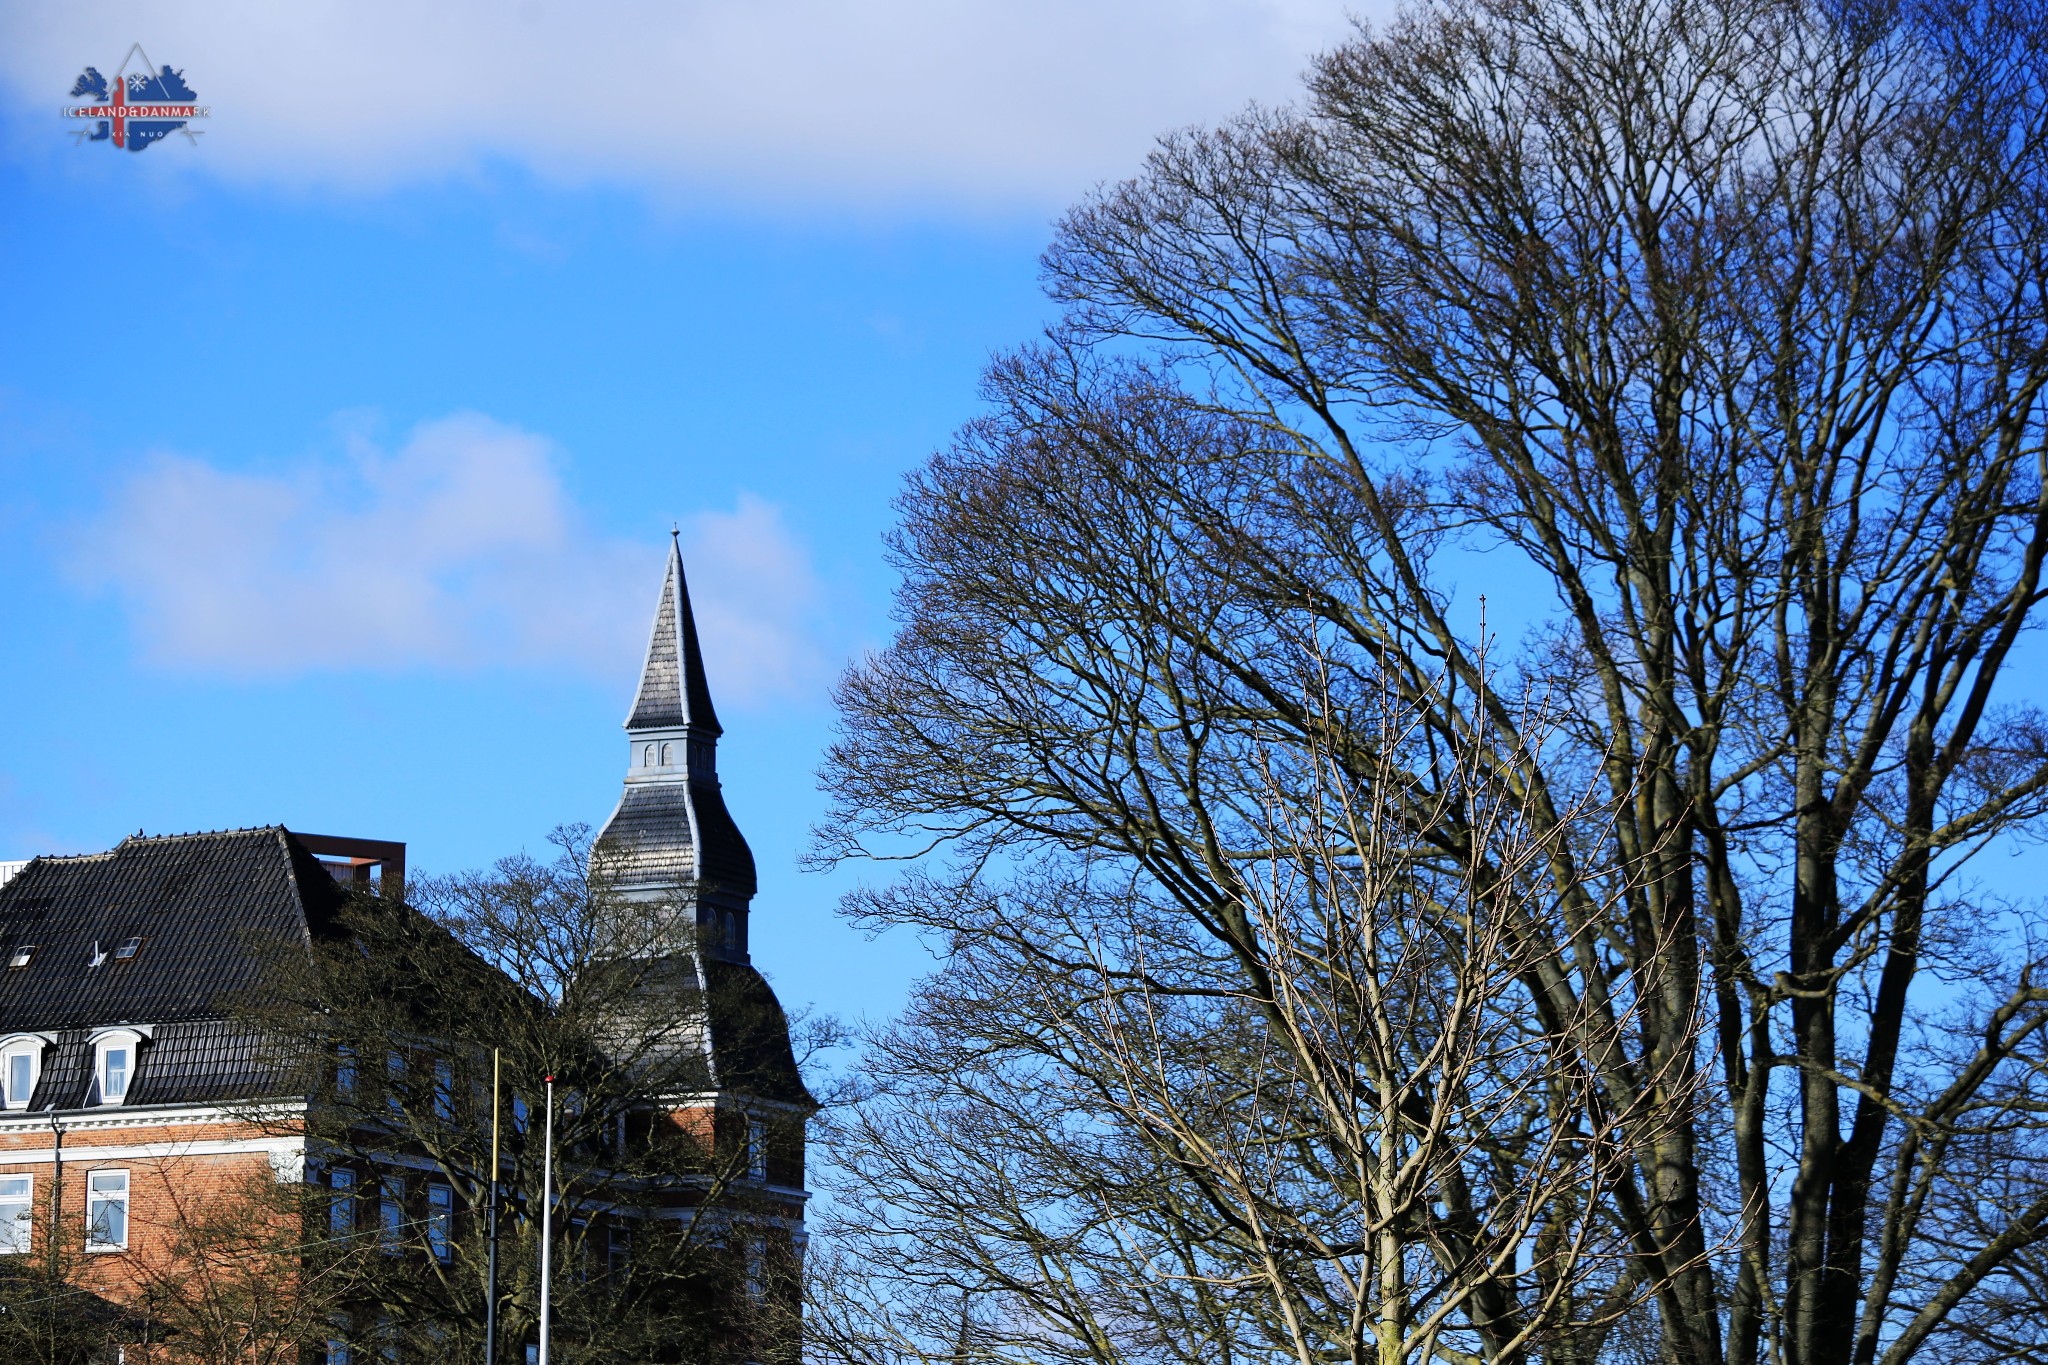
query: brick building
0 539 810 1359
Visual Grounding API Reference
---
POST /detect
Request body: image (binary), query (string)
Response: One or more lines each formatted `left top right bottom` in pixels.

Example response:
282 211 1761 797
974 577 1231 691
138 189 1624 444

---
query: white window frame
0 1034 50 1112
0 1173 32 1254
88 1027 147 1108
86 1168 128 1252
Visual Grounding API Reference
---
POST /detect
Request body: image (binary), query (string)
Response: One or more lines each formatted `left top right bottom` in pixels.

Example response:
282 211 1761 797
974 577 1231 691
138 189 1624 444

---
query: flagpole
539 1074 555 1365
484 1048 500 1365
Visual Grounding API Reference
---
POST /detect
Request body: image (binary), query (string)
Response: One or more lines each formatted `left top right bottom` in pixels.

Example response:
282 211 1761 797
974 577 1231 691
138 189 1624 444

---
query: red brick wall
0 1115 300 1303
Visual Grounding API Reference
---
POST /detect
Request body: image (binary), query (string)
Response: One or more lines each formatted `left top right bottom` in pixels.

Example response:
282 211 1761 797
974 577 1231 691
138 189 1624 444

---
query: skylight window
112 937 143 963
5 946 31 970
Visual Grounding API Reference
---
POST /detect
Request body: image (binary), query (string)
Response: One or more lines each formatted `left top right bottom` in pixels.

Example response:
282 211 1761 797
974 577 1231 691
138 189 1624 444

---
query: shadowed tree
812 2 2048 1363
238 826 815 1364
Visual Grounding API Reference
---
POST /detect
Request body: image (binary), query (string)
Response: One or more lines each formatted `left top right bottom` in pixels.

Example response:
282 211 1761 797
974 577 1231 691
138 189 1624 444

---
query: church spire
625 530 722 737
594 535 757 935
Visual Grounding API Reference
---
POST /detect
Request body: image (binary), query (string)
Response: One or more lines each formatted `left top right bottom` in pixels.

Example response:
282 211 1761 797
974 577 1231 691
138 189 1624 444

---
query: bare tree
816 661 1699 1365
815 2 2048 1362
126 1164 353 1365
240 825 811 1363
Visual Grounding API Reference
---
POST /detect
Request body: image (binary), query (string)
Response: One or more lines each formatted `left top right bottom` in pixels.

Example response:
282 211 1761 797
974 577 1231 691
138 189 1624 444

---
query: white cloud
0 0 1377 207
70 413 826 705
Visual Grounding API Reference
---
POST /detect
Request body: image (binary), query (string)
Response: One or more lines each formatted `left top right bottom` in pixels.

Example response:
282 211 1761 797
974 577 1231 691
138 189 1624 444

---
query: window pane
330 1170 355 1235
87 1171 127 1249
103 1048 128 1099
0 1174 30 1255
427 1184 452 1262
379 1179 404 1252
433 1061 456 1123
7 1053 30 1105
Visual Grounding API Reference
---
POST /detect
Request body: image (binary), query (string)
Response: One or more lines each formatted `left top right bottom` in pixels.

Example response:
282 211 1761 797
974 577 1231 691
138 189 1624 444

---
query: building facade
0 541 808 1359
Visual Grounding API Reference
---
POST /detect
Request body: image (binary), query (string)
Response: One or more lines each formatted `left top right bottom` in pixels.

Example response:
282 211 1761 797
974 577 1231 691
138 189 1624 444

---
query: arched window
0 1035 49 1112
643 743 656 767
89 1028 146 1107
723 912 738 950
660 742 675 765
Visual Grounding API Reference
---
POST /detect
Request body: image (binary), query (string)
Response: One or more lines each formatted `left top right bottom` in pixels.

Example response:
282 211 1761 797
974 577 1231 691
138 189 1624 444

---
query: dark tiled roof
595 784 696 885
704 959 811 1107
25 1020 291 1109
591 954 809 1106
625 537 722 735
593 781 757 899
0 827 336 1033
691 784 756 898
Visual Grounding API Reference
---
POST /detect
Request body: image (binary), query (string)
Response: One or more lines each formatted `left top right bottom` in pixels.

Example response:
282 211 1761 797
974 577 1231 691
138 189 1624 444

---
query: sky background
0 2 1387 1038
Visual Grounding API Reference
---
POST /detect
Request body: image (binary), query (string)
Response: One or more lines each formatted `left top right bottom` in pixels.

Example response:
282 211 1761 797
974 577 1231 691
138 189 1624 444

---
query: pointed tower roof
625 531 722 735
595 535 756 903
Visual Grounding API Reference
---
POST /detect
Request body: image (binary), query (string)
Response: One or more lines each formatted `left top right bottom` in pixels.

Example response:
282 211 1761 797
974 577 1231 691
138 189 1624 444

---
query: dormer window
89 1029 145 1107
101 1046 130 1103
0 1036 47 1111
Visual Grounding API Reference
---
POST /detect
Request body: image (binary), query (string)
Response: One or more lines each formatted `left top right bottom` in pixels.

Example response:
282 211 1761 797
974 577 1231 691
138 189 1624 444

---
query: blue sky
0 3 1372 1032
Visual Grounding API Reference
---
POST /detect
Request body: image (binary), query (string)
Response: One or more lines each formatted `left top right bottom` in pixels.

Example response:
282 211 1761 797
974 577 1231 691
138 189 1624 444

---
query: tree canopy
813 1 2048 1363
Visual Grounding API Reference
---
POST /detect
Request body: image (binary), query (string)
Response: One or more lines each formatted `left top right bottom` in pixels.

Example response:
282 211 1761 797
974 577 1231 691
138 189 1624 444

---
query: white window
0 1174 31 1254
7 944 32 969
643 743 656 767
330 1169 355 1236
427 1183 453 1263
660 742 675 765
747 1119 768 1182
89 1029 143 1107
100 1047 130 1104
86 1169 128 1251
1 1042 40 1111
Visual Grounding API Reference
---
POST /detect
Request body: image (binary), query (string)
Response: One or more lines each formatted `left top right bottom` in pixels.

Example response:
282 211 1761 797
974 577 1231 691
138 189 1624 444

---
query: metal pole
538 1074 555 1365
484 1048 500 1365
45 1109 61 1277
